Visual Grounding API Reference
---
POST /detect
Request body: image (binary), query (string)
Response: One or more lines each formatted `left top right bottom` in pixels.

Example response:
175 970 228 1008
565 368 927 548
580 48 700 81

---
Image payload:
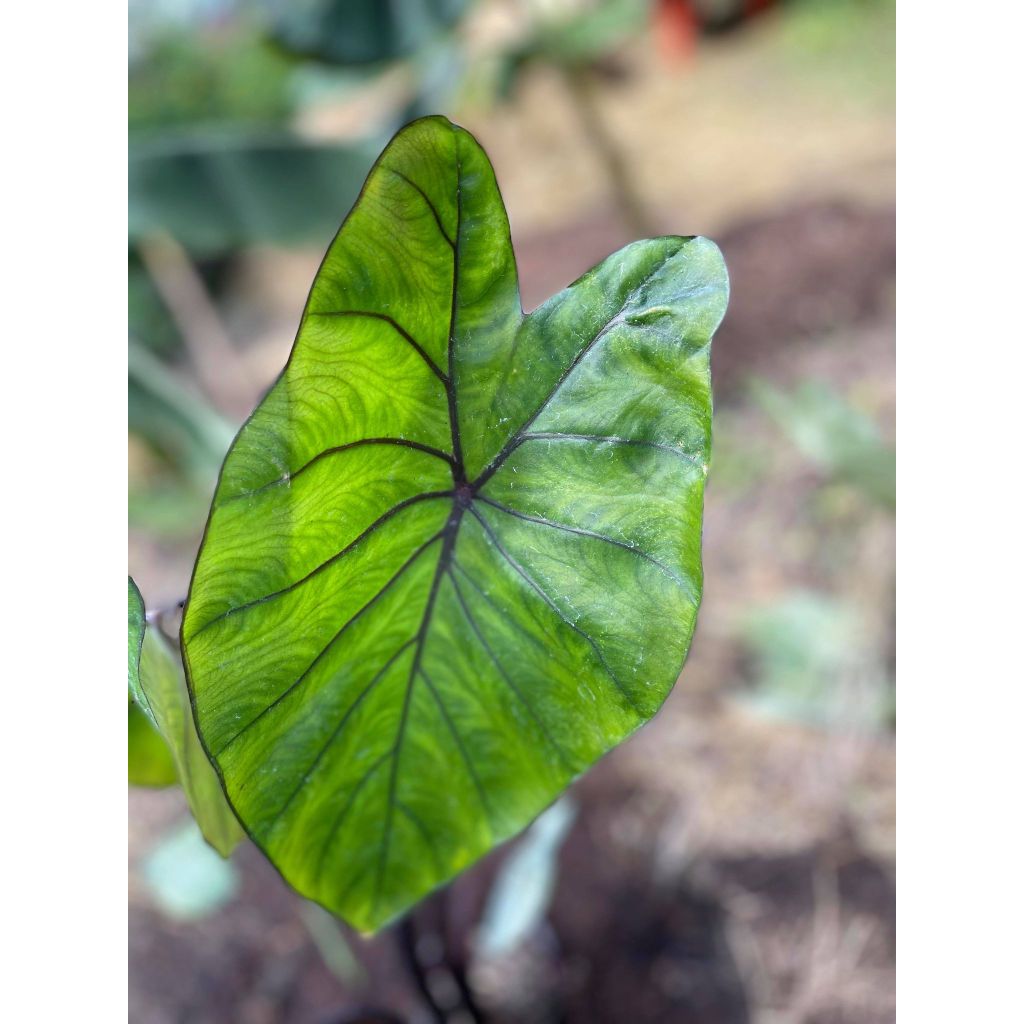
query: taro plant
130 115 728 934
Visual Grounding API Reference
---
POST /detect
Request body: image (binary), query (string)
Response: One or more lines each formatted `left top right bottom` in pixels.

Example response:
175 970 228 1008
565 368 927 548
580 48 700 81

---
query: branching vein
476 494 692 593
191 491 452 638
449 570 572 771
468 505 642 717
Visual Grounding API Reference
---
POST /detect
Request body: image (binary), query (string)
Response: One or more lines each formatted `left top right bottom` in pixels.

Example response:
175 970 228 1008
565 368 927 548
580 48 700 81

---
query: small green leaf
128 577 148 712
135 600 244 857
129 701 177 787
129 576 176 786
184 115 728 930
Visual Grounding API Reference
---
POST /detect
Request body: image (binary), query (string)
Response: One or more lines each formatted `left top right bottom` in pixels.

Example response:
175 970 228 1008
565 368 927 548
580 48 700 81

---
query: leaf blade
128 576 177 786
142 627 244 857
184 116 727 930
128 576 149 714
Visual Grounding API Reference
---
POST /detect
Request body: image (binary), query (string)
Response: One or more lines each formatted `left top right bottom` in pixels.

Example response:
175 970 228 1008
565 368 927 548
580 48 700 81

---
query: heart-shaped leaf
183 115 728 931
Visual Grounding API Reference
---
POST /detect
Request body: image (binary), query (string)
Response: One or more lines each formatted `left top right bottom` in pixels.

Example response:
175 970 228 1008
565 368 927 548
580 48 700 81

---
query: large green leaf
183 115 727 931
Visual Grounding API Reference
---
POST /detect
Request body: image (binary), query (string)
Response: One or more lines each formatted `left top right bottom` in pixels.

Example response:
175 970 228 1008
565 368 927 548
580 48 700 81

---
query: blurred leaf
128 255 182 355
128 577 148 711
266 0 472 67
140 618 244 857
777 0 895 107
129 702 178 787
182 116 726 931
494 0 650 95
529 0 650 67
704 407 771 495
142 820 240 921
129 577 178 786
129 25 295 131
128 340 236 483
130 131 379 256
752 379 895 509
129 482 219 539
475 798 576 959
400 36 467 123
740 590 888 730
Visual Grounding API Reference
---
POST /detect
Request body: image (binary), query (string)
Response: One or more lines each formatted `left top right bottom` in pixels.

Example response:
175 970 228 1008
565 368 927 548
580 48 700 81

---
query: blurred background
128 1 895 1021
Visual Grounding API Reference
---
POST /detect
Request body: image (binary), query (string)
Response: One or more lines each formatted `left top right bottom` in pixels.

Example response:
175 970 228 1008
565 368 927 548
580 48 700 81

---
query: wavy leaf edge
182 114 729 932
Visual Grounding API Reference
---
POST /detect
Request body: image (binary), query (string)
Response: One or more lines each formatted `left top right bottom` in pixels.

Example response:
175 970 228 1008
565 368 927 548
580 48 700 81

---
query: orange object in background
655 0 700 64
655 0 781 66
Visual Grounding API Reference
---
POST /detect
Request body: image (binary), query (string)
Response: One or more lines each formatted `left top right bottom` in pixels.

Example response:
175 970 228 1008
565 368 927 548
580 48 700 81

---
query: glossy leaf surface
184 116 727 930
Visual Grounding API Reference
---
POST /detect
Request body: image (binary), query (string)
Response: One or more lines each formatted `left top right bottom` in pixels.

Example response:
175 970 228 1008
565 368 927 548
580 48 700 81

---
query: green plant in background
266 0 473 68
131 116 728 933
777 0 896 106
485 0 657 236
739 590 891 730
752 379 896 510
129 132 381 258
128 23 296 131
732 379 895 732
128 0 479 263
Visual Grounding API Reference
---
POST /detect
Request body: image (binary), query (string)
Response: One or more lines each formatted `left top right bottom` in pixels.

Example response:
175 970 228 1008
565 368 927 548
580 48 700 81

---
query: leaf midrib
199 162 697 916
373 138 465 914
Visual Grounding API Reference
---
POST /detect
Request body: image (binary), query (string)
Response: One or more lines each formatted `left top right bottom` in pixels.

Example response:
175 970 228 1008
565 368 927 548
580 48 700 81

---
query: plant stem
437 886 486 1024
396 917 446 1023
559 64 655 237
137 232 254 419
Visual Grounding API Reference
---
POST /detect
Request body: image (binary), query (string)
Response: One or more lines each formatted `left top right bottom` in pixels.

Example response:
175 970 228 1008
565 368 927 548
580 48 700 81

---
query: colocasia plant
129 115 729 933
